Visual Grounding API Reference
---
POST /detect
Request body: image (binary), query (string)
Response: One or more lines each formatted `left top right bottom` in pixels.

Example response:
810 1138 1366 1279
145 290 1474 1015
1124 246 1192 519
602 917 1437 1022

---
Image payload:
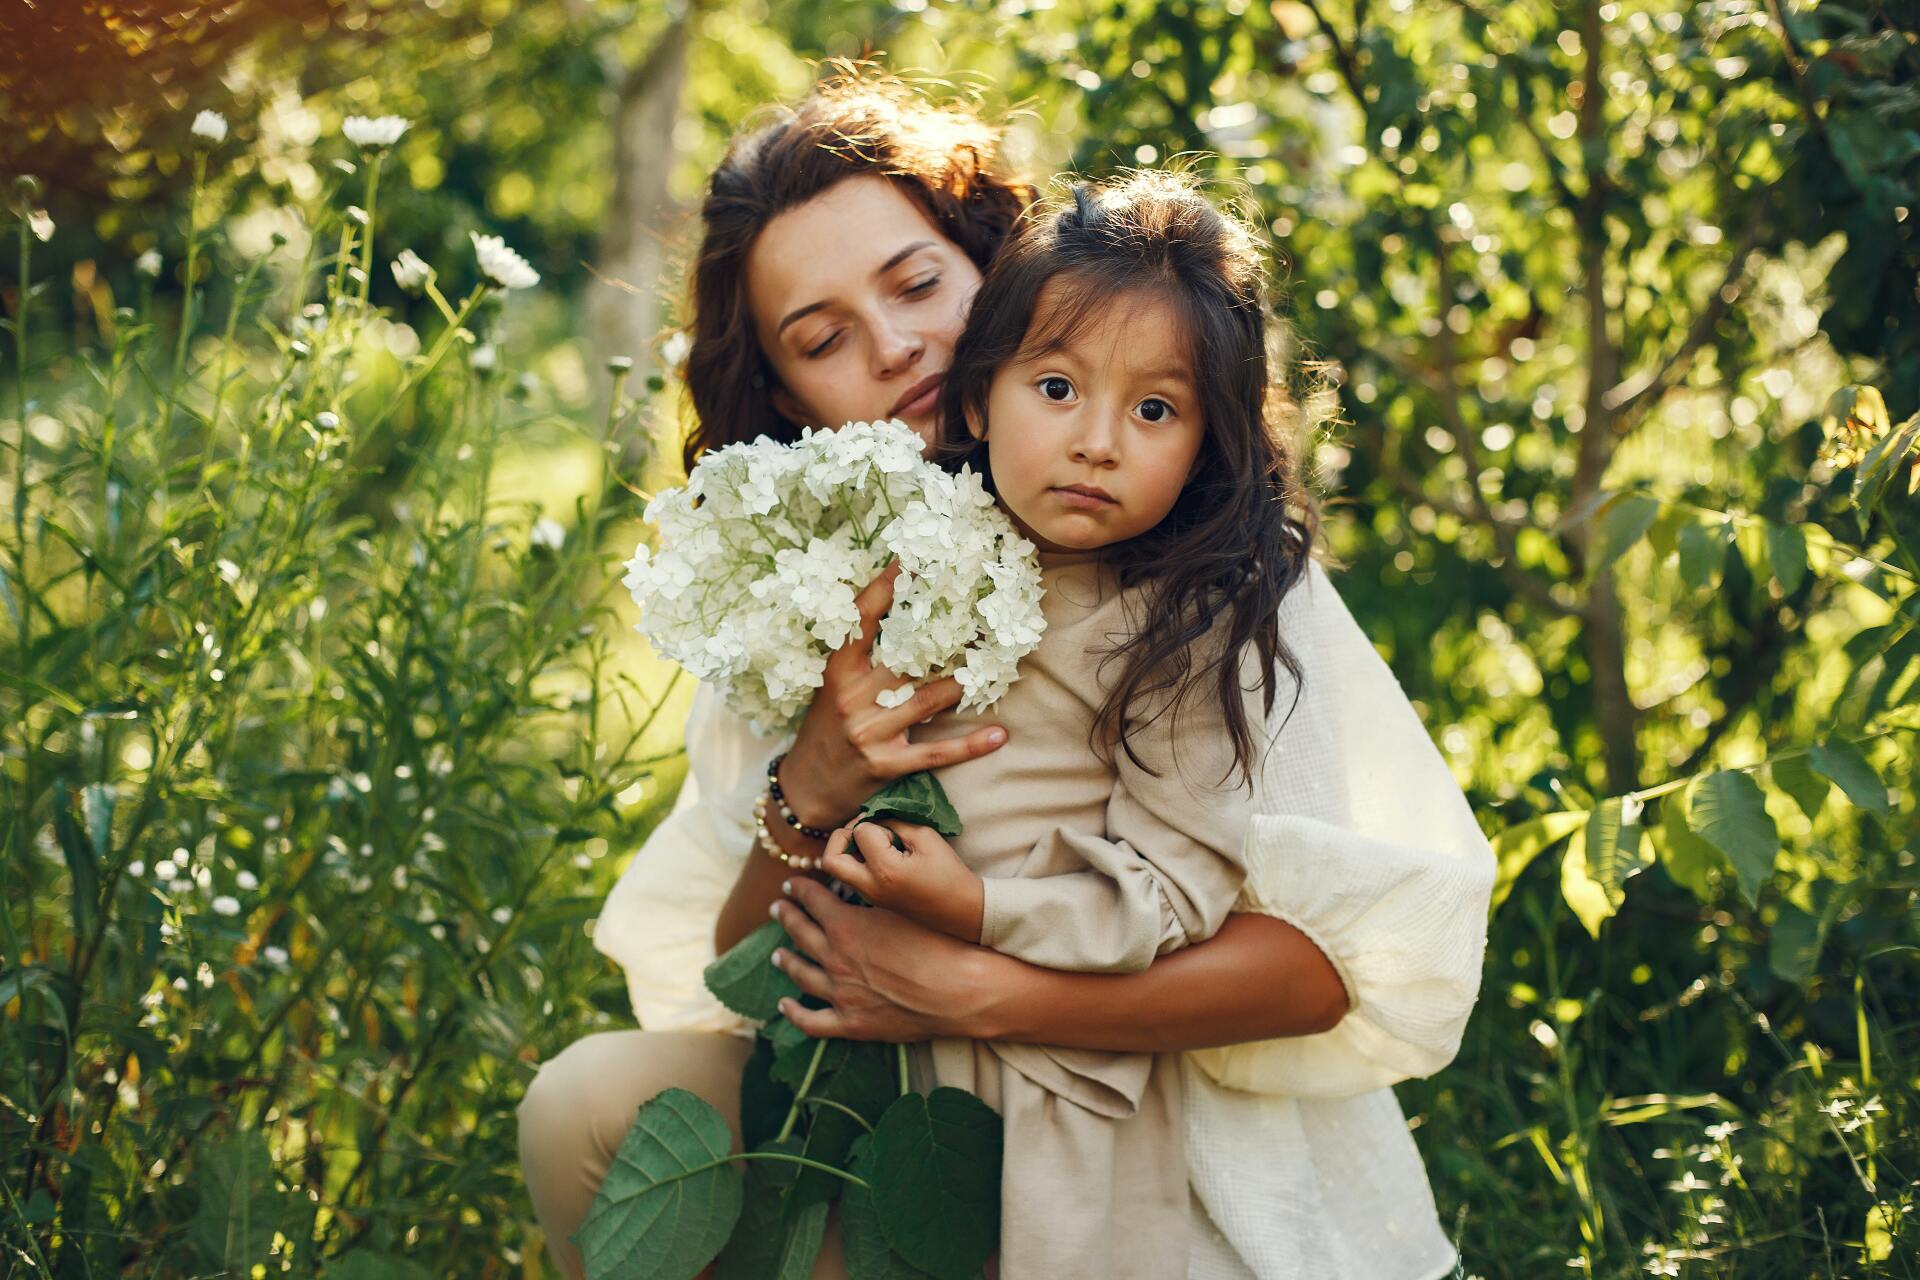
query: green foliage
863 1088 1002 1280
703 919 804 1020
858 768 964 837
572 1088 744 1280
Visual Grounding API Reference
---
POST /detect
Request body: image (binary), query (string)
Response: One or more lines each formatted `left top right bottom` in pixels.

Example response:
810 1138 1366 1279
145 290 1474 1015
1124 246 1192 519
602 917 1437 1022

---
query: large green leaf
1765 522 1808 595
1769 752 1831 821
712 1138 825 1280
867 1089 1001 1280
1591 493 1661 573
1677 520 1730 590
1686 771 1780 907
52 794 99 938
1583 796 1649 901
1559 831 1612 939
189 1132 312 1270
858 770 963 837
1808 739 1889 818
841 1137 950 1280
1656 795 1723 902
740 1035 797 1152
574 1088 743 1280
1488 810 1587 912
791 1041 896 1208
705 921 802 1021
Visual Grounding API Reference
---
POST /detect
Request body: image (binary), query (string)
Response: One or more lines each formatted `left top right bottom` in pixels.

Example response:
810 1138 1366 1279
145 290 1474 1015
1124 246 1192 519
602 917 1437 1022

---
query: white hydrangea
624 420 1045 735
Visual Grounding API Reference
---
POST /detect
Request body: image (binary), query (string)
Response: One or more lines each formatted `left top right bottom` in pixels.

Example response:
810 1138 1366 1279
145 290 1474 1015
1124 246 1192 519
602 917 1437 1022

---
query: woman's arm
713 564 1009 954
769 880 1350 1051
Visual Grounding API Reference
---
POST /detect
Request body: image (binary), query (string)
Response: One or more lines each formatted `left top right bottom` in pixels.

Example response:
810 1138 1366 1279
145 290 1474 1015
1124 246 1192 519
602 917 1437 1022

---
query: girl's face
746 175 984 444
970 282 1206 555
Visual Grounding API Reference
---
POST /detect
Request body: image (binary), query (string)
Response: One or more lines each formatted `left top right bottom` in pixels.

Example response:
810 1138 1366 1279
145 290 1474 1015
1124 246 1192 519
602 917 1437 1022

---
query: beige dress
909 549 1264 1279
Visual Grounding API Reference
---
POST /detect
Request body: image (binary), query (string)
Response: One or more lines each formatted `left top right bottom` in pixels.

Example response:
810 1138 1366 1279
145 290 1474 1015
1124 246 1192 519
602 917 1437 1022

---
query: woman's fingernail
781 879 793 895
769 901 782 919
986 728 1007 745
770 949 785 967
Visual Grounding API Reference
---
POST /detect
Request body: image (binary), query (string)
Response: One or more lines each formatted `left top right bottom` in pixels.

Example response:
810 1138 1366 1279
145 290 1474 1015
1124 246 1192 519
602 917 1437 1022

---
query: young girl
815 170 1316 1279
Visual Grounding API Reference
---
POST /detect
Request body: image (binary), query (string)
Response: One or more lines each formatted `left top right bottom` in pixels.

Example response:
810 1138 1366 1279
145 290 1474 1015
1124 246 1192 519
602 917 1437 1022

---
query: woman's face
746 175 984 443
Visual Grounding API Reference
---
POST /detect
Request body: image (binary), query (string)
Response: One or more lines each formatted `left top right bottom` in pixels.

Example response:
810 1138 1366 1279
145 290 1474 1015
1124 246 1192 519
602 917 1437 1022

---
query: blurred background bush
2 0 1915 1275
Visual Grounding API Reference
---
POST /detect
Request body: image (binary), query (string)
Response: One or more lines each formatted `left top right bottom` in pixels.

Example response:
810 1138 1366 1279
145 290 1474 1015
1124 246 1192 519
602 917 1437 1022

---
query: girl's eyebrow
774 240 937 338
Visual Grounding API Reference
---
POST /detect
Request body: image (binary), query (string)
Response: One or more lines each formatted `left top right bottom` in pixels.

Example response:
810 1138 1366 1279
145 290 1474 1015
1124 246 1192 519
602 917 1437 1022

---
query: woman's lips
890 375 944 419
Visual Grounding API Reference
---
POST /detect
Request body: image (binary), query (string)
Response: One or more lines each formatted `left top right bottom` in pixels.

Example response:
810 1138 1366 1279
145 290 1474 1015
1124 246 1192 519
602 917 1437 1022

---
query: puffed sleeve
1185 561 1495 1099
592 683 777 1035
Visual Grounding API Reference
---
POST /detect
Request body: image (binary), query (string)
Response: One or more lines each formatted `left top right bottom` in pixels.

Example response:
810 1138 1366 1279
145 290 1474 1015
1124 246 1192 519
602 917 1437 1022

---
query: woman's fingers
888 723 1008 774
829 561 901 672
783 874 859 932
771 946 834 1000
867 673 965 736
777 997 852 1040
772 894 831 957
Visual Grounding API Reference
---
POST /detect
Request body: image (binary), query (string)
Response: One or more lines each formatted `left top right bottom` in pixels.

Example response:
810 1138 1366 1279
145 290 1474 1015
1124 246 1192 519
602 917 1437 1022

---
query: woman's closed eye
903 273 941 299
803 329 842 359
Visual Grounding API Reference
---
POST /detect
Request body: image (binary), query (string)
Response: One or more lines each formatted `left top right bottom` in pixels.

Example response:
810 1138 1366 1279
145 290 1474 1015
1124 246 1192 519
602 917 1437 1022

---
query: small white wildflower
1666 1171 1710 1193
661 328 691 368
156 859 178 880
606 354 634 375
391 248 432 295
191 110 229 145
316 411 339 431
530 517 566 550
211 894 241 917
1703 1121 1739 1141
470 231 539 290
469 342 498 374
128 860 145 877
135 248 163 278
235 870 259 890
28 209 54 242
491 906 512 924
342 114 411 150
263 946 289 966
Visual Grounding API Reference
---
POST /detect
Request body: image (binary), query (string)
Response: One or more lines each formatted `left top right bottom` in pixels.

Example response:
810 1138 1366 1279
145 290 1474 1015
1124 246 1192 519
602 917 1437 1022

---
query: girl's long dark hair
682 64 1036 474
937 170 1319 787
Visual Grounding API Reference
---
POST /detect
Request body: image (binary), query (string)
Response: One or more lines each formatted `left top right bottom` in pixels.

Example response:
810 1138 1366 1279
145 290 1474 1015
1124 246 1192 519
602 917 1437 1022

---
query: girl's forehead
1019 279 1193 376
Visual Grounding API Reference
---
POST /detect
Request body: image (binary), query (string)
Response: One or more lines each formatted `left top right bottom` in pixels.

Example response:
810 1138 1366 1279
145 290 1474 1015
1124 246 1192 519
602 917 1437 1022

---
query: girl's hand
820 820 985 943
769 879 1004 1042
776 562 1009 827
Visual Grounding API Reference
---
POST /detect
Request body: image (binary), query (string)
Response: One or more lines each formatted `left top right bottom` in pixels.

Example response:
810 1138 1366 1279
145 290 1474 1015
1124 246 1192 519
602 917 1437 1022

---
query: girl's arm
712 564 1009 954
769 881 1350 1050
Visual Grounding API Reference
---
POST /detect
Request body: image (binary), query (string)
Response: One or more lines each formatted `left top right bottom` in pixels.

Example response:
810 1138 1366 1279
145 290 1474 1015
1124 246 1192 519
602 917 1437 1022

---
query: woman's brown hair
681 64 1035 474
936 170 1320 786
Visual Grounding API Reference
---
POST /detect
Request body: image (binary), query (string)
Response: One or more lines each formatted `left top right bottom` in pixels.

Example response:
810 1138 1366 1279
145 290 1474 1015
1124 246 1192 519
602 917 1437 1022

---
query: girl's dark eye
1138 397 1173 422
1039 376 1075 402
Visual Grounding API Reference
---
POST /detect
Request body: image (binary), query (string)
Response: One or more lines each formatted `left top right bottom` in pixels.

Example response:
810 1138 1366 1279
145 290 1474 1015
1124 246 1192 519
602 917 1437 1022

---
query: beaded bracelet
766 751 835 840
752 790 822 871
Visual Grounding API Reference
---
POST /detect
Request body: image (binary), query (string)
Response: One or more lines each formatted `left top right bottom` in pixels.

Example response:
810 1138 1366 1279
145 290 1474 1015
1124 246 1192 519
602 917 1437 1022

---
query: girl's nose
1070 409 1122 466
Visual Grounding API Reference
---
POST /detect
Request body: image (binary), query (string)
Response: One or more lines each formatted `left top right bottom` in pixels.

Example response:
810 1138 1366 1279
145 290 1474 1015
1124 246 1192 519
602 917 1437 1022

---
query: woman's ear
769 384 807 427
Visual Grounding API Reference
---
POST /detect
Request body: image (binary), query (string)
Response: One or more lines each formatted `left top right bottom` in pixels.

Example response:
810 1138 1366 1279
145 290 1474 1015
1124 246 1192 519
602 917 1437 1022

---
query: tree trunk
587 19 692 393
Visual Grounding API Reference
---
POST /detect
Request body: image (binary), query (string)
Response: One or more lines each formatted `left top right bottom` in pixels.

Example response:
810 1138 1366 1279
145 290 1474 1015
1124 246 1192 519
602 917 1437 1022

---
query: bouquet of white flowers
622 418 1046 735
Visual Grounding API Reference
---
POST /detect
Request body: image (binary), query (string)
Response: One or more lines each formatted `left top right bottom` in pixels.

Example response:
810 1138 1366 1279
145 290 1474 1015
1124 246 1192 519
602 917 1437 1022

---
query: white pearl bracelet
753 790 822 870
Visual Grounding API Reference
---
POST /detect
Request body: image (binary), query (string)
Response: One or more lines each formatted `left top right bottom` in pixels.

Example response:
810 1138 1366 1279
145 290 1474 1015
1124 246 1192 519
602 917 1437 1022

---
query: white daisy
390 248 432 295
191 110 229 145
342 114 411 150
469 231 539 290
135 248 163 278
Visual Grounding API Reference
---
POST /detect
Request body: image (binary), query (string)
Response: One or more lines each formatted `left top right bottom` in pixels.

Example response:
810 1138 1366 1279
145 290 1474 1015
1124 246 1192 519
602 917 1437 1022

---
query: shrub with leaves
2 117 677 1275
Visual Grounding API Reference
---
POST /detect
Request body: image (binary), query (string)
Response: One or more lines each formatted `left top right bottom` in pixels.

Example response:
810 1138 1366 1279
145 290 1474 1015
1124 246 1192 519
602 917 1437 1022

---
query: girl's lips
1050 486 1117 510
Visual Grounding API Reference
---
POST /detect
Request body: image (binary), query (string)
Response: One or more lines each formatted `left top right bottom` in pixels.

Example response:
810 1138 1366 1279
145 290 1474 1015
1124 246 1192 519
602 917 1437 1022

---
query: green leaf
858 770 963 837
1583 796 1649 901
1686 771 1780 907
1489 811 1587 912
1808 739 1889 818
1559 831 1612 938
52 796 99 939
791 1041 895 1208
328 1252 433 1280
712 1138 825 1280
842 1137 948 1280
1656 795 1723 902
868 1089 1001 1280
574 1088 743 1280
189 1132 311 1269
81 782 115 858
740 1036 796 1152
704 921 802 1021
1768 903 1825 984
1677 520 1730 590
1765 522 1808 595
1769 752 1831 821
1591 493 1661 573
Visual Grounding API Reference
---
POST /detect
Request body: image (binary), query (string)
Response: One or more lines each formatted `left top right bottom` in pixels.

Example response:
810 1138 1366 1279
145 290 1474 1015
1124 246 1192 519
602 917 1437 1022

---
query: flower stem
363 287 488 435
777 1038 830 1143
358 154 384 306
158 150 206 438
897 1043 910 1097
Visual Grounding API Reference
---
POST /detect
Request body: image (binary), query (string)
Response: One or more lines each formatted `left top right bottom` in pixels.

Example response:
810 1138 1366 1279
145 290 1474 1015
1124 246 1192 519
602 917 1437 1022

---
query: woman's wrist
775 742 857 830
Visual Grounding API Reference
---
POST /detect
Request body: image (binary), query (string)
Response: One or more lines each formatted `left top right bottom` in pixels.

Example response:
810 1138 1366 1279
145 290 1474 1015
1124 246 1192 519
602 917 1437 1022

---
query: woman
518 69 1494 1280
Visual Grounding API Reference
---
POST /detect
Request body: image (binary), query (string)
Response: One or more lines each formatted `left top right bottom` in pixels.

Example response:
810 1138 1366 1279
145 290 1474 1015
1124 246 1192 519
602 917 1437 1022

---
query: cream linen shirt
593 560 1494 1280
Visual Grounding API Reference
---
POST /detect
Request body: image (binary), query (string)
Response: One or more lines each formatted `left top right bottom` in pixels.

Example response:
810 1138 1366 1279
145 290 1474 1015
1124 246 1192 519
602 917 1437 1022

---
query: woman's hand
776 563 1009 827
820 819 985 942
768 878 1005 1042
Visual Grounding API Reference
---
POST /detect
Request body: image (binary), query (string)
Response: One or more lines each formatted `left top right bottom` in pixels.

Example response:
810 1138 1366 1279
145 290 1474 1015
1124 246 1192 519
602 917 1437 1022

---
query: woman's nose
871 320 924 377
